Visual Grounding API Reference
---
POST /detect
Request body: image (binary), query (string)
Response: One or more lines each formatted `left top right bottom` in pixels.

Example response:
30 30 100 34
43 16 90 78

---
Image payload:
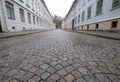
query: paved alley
0 29 120 82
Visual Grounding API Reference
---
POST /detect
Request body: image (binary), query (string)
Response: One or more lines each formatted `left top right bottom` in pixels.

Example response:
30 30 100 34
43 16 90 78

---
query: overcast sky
44 0 74 18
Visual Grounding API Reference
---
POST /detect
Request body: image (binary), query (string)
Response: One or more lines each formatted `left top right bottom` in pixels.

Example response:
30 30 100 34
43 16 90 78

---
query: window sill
21 21 25 22
8 18 15 20
110 6 120 11
95 13 102 17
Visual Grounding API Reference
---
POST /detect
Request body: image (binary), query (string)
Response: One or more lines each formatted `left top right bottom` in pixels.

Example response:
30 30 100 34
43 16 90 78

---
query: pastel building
62 0 120 31
0 0 54 32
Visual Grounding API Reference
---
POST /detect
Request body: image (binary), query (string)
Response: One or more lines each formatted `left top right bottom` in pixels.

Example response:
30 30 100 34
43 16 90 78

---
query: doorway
72 19 74 30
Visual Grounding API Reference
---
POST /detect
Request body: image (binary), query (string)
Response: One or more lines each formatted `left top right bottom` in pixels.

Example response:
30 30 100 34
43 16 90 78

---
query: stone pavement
0 29 120 82
0 29 52 39
70 30 120 41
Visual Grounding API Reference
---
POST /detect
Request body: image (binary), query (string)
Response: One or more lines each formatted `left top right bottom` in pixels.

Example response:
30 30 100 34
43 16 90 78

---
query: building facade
62 0 120 30
0 0 54 32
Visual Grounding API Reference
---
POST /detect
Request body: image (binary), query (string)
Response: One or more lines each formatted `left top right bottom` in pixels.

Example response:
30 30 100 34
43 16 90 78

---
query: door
0 21 2 32
72 19 74 30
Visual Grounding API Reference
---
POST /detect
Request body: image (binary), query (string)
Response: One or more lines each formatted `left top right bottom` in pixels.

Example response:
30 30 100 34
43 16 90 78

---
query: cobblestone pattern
0 29 120 82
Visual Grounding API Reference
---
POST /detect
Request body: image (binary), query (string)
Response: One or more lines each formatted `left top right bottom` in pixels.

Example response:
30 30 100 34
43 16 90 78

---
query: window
33 16 35 24
82 26 83 29
19 0 24 3
87 6 92 19
26 0 30 8
74 17 77 24
5 1 15 19
82 11 85 21
112 21 118 28
87 25 89 29
37 17 38 25
27 13 31 23
82 0 86 7
112 0 120 9
96 24 99 29
96 0 103 16
78 14 80 23
19 8 25 22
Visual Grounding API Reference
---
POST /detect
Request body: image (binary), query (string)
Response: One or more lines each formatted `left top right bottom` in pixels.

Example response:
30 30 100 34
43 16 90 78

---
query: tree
53 15 63 29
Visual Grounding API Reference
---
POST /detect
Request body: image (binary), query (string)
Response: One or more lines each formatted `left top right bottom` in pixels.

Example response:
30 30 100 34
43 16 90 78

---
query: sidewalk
67 30 120 41
0 29 51 39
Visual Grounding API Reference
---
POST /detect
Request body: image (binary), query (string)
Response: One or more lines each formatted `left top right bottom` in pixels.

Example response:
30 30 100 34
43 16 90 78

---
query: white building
62 0 120 30
0 0 53 32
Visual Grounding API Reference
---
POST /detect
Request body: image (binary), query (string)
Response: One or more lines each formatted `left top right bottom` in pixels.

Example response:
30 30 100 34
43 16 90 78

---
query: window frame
19 8 25 22
87 6 92 19
78 14 80 23
5 1 15 20
33 16 35 24
96 0 103 16
112 0 120 9
82 11 85 22
27 12 31 23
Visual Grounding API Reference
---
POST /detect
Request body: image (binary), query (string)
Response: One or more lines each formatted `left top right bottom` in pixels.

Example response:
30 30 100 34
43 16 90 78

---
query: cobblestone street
0 29 120 82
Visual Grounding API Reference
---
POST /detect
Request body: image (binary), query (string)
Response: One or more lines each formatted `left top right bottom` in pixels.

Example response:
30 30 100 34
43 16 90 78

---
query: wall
2 0 53 32
63 0 120 30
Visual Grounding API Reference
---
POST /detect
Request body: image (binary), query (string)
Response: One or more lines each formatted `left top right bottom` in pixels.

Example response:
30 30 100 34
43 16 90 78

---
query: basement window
96 24 99 29
112 21 118 28
82 26 83 29
87 25 89 29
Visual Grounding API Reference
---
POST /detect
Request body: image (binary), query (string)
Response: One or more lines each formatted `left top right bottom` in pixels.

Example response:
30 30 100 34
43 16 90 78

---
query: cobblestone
9 79 19 82
20 72 34 82
74 78 86 82
57 69 68 76
47 67 55 74
0 29 120 82
28 75 41 82
41 72 50 80
78 67 89 75
47 73 60 82
12 70 26 79
55 64 63 70
40 64 49 70
64 74 75 82
5 69 19 76
65 66 75 72
72 70 82 78
29 66 38 73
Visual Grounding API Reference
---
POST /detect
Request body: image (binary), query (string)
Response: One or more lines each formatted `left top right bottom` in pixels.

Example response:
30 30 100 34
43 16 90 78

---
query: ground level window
112 21 118 28
87 25 89 29
96 24 99 29
0 21 2 32
82 26 83 29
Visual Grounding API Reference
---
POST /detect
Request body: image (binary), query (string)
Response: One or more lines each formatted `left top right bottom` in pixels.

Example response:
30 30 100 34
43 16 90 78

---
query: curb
0 30 52 39
66 30 120 41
